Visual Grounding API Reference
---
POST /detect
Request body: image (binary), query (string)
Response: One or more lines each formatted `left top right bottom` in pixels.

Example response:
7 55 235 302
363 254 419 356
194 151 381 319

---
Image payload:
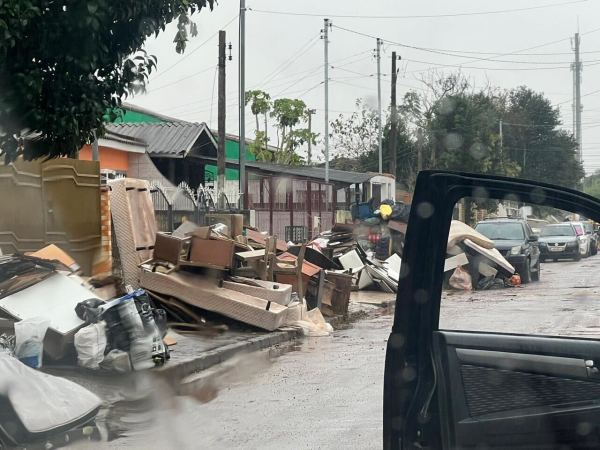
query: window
440 194 598 338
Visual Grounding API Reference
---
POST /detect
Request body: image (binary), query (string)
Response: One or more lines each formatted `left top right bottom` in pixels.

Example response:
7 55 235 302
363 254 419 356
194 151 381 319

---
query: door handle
586 360 600 377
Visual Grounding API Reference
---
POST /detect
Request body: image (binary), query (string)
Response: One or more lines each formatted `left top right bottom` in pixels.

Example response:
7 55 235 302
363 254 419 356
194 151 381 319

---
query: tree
501 87 583 189
0 0 214 162
244 93 317 165
330 99 380 165
583 171 600 198
245 90 272 161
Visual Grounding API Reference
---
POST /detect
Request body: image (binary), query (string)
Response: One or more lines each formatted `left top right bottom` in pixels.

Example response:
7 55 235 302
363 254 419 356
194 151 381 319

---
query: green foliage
245 92 318 165
0 0 214 162
583 171 600 198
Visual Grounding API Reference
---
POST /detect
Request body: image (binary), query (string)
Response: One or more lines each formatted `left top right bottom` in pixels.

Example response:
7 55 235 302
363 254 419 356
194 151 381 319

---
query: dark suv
474 218 541 283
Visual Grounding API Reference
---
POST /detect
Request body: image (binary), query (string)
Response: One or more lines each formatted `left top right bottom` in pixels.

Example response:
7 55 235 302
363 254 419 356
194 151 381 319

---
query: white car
570 221 591 257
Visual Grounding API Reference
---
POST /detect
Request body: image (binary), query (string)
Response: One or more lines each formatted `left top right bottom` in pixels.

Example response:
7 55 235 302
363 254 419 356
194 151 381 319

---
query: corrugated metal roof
199 156 374 184
105 122 208 157
246 160 374 184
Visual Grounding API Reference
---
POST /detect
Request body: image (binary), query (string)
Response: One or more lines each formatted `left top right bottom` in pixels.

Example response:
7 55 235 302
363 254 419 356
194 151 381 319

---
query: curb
156 328 300 382
155 301 394 383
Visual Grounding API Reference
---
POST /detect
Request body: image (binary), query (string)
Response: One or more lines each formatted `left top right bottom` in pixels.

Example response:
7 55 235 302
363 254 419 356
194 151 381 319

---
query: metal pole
389 51 398 178
239 0 247 208
217 30 226 210
499 119 503 171
574 32 582 163
376 38 383 174
307 108 316 164
323 18 330 183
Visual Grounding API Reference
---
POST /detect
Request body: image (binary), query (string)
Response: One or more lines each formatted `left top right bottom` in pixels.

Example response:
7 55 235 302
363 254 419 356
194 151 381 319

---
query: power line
259 34 321 87
248 0 588 19
148 65 215 92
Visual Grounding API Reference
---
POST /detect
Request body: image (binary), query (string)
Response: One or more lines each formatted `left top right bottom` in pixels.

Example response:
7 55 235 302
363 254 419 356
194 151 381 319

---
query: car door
383 171 600 450
525 223 540 268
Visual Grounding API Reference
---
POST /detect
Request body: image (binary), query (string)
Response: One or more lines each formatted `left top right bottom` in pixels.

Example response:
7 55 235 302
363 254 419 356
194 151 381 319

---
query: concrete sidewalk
46 291 396 396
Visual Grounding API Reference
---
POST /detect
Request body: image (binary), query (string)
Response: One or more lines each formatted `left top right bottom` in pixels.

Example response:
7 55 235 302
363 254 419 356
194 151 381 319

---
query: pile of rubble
445 220 517 291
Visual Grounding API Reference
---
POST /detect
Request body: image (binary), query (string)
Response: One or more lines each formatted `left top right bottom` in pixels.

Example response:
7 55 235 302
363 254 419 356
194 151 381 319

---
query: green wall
113 107 253 181
205 139 255 181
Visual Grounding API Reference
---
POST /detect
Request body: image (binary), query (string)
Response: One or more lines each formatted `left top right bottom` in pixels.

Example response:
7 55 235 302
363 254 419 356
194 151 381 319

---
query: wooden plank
235 249 266 261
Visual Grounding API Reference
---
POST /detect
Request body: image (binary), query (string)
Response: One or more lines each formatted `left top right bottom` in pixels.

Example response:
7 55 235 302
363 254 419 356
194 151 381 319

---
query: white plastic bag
449 265 473 291
14 317 50 369
74 321 107 369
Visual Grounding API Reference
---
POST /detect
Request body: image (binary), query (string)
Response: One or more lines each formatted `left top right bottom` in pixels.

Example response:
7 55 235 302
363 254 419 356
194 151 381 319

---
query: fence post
168 203 174 232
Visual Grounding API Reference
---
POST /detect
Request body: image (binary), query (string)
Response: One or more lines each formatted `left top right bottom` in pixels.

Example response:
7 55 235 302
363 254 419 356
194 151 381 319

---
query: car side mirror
528 235 539 242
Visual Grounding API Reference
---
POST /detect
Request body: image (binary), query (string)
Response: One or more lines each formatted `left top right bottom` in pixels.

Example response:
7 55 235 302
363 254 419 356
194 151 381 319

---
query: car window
441 195 598 337
474 222 525 240
541 225 575 237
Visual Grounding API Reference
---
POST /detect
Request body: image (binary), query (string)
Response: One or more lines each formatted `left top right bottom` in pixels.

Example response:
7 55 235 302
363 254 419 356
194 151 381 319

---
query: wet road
83 255 600 449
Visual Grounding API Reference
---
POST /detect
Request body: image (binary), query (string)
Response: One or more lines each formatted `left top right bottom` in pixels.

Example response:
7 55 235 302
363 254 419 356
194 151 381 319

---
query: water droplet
469 142 488 160
416 202 434 219
444 133 463 150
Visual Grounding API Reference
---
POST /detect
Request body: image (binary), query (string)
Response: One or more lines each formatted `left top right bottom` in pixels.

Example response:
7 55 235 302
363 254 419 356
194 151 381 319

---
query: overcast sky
130 0 600 173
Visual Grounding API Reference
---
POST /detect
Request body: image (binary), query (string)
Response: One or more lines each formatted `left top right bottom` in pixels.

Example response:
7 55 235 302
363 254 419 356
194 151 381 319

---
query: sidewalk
47 291 396 397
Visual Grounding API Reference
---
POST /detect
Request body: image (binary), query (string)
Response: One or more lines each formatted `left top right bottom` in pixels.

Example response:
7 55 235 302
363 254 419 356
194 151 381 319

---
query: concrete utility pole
417 127 423 173
323 19 331 182
499 119 504 170
307 108 316 164
217 30 226 210
239 0 246 208
389 51 399 179
376 37 383 174
91 130 99 161
572 32 583 163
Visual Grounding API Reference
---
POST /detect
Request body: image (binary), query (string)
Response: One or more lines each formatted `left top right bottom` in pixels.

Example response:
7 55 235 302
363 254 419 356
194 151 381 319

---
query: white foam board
0 274 88 334
444 253 469 272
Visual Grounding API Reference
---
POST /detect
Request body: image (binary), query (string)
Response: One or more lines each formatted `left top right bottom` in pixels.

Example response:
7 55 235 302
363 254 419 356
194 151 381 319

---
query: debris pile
444 220 516 291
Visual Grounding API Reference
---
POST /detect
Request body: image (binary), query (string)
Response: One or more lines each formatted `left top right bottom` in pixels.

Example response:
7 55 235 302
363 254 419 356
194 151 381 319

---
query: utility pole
217 30 226 210
417 127 423 173
91 130 99 161
322 19 331 182
239 0 246 208
307 108 316 164
499 119 503 171
572 32 583 163
389 51 399 179
376 37 383 174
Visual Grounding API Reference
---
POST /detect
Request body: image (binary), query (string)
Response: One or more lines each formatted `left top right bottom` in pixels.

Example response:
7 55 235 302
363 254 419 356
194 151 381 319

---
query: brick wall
93 185 112 275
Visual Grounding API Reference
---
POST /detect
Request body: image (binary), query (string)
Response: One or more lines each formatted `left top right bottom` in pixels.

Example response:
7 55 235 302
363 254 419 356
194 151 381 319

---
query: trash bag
477 276 506 290
74 322 107 370
14 318 50 369
449 266 472 291
75 298 105 324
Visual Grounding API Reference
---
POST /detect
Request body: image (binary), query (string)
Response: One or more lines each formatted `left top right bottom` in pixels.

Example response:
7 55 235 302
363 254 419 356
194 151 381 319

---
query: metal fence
150 181 243 233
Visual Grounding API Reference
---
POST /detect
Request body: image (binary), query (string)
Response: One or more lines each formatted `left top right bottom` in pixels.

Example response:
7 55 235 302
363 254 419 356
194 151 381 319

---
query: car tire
593 244 598 256
521 259 532 284
531 259 540 282
575 253 582 261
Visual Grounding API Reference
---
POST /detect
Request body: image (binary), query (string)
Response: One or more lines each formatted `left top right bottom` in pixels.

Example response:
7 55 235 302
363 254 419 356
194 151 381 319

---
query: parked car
384 171 600 450
583 221 598 255
474 218 540 283
538 223 582 261
570 221 591 257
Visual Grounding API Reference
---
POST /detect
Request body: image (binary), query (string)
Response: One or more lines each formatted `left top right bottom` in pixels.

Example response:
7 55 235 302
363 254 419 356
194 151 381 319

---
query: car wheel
531 259 540 282
521 259 532 284
575 253 582 261
593 244 598 256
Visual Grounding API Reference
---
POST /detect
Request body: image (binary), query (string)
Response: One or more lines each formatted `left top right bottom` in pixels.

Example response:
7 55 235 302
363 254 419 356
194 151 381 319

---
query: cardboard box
28 244 79 272
205 214 244 239
188 237 235 269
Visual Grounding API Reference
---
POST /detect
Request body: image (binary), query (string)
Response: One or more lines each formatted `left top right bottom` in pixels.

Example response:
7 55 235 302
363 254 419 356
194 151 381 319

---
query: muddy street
77 255 600 450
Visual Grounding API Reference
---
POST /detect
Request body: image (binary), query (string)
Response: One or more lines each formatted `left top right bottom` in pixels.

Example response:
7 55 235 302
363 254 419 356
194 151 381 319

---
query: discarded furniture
270 243 307 298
